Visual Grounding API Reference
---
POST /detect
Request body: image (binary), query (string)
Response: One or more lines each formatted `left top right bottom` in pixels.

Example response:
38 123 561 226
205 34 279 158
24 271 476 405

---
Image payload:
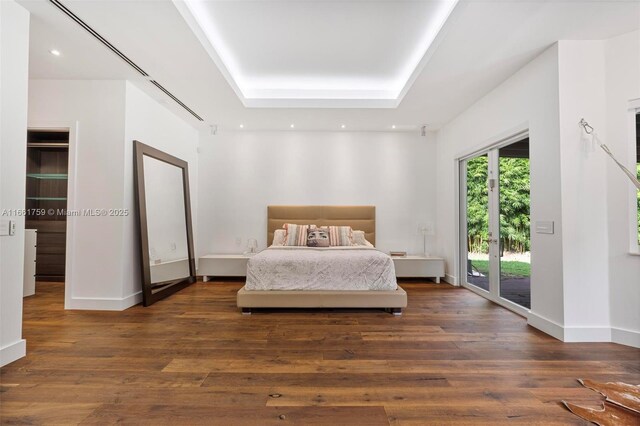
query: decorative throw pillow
321 225 354 246
307 228 330 247
352 230 374 247
272 229 286 246
283 223 316 246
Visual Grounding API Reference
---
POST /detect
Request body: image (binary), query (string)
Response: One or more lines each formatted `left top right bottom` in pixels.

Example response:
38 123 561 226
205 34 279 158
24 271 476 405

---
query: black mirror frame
133 141 196 307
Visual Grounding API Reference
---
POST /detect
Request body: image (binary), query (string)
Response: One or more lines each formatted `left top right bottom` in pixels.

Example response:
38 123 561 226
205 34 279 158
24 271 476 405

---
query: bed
236 205 407 315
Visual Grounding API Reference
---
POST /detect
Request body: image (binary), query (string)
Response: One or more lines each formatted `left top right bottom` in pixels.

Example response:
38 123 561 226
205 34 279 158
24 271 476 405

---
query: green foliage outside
470 260 531 278
499 157 531 253
466 155 531 254
466 156 490 253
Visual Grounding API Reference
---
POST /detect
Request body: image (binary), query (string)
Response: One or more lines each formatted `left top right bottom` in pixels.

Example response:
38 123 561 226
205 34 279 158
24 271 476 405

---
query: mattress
245 246 397 291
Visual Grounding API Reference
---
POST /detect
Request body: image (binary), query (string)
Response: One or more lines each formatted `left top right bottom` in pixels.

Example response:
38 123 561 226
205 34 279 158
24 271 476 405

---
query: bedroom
1 0 639 424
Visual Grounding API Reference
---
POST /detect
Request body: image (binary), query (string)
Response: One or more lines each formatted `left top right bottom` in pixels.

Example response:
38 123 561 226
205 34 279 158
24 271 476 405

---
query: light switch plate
1 220 18 236
535 221 554 234
0 219 10 236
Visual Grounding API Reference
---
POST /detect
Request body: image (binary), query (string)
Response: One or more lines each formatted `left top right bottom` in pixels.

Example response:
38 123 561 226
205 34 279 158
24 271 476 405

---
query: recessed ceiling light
341 124 346 129
239 124 244 128
49 49 61 56
391 125 396 129
290 124 295 129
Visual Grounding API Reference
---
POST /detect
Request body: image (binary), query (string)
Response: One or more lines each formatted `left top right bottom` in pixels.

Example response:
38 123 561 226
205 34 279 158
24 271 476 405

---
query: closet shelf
26 173 68 180
26 197 67 201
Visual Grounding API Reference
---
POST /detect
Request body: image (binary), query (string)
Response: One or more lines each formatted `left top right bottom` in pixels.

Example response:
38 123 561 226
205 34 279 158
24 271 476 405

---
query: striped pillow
283 223 316 246
321 226 354 246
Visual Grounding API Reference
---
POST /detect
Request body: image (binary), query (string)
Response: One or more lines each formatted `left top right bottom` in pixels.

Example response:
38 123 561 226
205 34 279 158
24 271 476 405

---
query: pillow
320 225 353 246
272 229 286 246
283 223 316 246
352 230 374 247
307 228 330 247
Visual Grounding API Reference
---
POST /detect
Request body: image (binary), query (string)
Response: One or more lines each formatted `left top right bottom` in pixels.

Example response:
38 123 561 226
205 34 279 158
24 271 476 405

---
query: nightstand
198 254 250 280
392 256 445 283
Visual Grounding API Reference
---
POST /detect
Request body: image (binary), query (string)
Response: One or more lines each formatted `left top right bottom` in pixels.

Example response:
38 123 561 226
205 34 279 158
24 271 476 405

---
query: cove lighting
175 0 459 108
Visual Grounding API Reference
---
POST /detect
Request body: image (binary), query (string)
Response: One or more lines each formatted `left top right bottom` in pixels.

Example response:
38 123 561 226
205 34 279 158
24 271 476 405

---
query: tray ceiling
18 0 640 131
175 0 459 107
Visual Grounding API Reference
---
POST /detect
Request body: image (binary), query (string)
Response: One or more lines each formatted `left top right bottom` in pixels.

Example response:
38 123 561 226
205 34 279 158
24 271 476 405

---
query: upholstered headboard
267 205 375 246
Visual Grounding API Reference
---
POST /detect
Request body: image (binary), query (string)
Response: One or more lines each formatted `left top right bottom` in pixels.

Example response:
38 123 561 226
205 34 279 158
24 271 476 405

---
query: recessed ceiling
18 0 640 131
175 0 459 108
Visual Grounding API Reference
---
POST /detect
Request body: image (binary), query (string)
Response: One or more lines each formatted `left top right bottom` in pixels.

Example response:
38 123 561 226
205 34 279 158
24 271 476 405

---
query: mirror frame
133 141 196 306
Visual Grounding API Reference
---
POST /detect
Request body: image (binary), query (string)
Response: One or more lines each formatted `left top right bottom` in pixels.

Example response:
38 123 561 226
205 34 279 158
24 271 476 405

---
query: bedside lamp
418 222 435 256
244 238 258 256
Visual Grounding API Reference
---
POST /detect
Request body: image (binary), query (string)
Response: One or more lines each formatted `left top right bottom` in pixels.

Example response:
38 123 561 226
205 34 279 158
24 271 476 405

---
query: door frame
454 124 530 317
27 121 78 310
627 98 640 255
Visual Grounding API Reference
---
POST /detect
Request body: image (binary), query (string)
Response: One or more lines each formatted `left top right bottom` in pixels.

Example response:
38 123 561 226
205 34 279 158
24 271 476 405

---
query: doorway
25 129 70 294
460 136 531 314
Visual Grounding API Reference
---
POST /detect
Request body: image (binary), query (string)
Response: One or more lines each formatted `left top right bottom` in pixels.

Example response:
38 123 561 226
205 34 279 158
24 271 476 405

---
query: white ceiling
175 0 458 107
19 0 640 132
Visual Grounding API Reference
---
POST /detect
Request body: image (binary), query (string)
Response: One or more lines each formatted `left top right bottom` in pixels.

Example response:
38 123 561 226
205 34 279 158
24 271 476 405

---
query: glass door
498 140 531 309
461 137 531 314
464 153 492 292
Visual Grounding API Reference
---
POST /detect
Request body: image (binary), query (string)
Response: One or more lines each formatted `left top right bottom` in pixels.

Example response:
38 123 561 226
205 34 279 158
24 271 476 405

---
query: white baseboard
0 339 26 367
528 312 639 347
121 291 143 309
563 326 611 342
66 291 142 311
527 311 564 341
611 327 640 348
444 273 458 285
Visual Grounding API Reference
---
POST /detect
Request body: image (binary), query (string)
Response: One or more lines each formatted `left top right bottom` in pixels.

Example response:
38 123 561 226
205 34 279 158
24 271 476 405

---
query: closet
25 130 69 282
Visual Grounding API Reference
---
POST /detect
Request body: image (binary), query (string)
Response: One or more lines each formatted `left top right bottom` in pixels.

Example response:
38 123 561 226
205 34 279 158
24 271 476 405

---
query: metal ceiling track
48 0 204 122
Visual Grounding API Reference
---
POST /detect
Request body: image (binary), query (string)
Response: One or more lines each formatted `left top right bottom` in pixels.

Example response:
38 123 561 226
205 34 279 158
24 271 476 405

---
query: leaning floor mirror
134 141 196 306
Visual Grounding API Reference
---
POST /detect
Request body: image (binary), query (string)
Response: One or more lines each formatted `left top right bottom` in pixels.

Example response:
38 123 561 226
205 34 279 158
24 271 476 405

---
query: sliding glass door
465 154 493 291
461 137 531 314
498 141 531 309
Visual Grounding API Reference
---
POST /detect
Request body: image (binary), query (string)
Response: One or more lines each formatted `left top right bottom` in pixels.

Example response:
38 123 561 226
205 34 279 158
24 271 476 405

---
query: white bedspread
245 246 397 291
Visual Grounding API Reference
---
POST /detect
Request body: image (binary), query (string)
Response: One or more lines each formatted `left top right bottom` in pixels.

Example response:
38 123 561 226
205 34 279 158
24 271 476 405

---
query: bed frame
236 205 407 315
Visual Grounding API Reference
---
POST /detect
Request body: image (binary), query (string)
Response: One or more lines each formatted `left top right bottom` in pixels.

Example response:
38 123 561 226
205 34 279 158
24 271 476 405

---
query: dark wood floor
1 282 638 425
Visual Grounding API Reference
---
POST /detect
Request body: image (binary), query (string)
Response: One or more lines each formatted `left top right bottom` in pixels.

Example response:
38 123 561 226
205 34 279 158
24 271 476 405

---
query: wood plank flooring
1 281 638 425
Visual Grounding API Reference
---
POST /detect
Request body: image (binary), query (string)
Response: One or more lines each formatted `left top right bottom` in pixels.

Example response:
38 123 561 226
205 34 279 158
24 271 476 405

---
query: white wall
122 82 199 299
28 80 128 309
437 45 564 335
28 80 199 309
437 36 640 346
435 45 566 337
604 30 640 347
198 131 437 255
557 40 611 340
0 0 29 367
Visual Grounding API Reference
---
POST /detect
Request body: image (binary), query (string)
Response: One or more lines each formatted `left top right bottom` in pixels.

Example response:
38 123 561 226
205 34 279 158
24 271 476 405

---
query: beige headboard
268 205 375 246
